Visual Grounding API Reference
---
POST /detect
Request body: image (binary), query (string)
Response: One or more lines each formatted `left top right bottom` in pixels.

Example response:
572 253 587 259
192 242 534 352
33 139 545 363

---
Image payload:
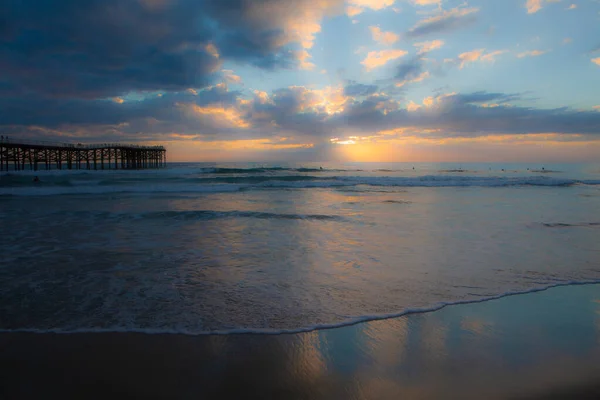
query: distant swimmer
33 176 40 183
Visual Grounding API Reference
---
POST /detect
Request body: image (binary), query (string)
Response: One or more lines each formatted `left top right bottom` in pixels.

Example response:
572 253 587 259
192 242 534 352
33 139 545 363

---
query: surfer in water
33 176 40 183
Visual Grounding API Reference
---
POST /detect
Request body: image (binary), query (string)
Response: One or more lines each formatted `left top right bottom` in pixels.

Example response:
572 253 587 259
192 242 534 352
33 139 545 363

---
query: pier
0 137 166 171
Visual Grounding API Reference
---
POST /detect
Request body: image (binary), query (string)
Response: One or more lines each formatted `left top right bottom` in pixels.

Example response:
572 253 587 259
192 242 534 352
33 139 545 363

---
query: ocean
1 162 599 334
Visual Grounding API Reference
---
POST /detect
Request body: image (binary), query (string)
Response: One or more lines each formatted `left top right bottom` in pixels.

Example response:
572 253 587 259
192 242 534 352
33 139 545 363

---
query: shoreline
2 283 600 399
1 280 600 337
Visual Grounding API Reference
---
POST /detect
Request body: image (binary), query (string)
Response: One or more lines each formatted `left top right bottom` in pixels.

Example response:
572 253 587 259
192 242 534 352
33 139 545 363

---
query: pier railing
0 137 165 150
0 137 166 171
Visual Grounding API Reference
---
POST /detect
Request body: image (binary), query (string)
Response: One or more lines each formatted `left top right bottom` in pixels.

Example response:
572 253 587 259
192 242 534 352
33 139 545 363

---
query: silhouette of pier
0 137 166 171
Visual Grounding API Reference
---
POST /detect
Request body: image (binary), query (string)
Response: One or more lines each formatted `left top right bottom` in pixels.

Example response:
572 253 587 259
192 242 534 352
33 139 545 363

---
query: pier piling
0 138 166 171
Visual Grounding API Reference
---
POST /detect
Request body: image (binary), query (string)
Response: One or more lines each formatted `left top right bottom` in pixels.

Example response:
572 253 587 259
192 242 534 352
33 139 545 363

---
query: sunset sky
2 0 600 162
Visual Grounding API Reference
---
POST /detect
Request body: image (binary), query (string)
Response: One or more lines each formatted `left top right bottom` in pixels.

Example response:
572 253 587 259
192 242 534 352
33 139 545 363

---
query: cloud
332 91 600 137
346 5 364 16
344 82 380 97
369 26 400 45
361 49 408 71
3 85 600 149
406 6 479 37
0 0 223 98
526 0 543 13
410 0 442 6
393 55 431 87
525 0 562 14
480 50 509 62
295 50 316 70
458 49 485 68
567 3 577 9
517 50 550 58
563 37 573 44
0 0 348 100
346 0 395 16
222 70 242 84
444 49 507 69
406 101 422 111
414 40 445 54
592 58 600 66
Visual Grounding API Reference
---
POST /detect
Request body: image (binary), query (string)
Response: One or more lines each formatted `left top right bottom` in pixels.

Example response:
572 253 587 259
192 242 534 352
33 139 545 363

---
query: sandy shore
2 284 600 399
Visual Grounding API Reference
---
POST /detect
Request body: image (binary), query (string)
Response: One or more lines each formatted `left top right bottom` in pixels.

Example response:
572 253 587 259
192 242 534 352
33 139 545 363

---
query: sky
1 0 600 162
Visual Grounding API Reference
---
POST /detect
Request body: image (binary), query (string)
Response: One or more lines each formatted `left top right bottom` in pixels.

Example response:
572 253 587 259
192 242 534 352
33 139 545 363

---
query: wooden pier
0 138 166 171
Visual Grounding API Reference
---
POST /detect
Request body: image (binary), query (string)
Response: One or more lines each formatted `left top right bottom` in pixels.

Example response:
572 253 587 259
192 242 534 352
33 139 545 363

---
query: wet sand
2 284 600 399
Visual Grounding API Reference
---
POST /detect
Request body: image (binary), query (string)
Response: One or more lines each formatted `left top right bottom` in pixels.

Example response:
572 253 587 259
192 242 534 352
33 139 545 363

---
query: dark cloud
394 55 426 81
326 91 600 137
0 0 221 98
4 87 600 144
445 92 521 105
343 82 379 97
406 8 478 38
0 0 333 100
0 84 240 128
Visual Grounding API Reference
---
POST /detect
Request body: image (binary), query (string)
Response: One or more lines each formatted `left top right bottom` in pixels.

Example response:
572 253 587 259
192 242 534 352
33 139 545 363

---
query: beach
1 162 600 398
2 283 600 399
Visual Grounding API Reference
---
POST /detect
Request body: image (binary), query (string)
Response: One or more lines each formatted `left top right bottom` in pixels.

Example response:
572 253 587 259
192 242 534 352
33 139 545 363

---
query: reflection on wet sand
2 284 600 399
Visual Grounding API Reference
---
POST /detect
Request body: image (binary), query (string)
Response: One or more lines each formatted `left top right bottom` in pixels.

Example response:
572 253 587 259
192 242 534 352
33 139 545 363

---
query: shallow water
1 162 599 333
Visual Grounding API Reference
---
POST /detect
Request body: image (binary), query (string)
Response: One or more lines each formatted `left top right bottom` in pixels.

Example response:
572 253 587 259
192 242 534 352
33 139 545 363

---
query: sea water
1 162 599 333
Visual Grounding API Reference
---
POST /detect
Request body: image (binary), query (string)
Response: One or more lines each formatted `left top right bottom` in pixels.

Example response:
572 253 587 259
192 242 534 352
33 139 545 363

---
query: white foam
2 175 598 196
1 280 598 336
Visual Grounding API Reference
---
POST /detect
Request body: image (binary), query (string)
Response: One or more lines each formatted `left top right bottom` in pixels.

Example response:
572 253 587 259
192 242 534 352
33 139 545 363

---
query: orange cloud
207 139 314 150
526 0 543 13
112 97 124 104
346 0 396 16
205 43 219 58
592 58 600 66
295 49 316 70
253 90 272 104
361 49 408 70
458 49 485 69
406 101 421 112
446 49 506 68
222 70 242 84
346 5 364 16
481 50 508 62
369 26 399 45
517 49 550 58
412 6 479 31
414 39 444 54
395 71 430 87
185 104 250 128
410 0 441 5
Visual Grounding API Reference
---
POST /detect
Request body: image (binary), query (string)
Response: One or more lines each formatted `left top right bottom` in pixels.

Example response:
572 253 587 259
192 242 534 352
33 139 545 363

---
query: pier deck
0 138 166 171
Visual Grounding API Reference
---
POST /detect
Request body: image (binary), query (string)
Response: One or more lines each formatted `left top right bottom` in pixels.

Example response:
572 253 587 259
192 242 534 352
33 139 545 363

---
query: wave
542 222 600 228
1 280 598 336
43 209 344 222
2 175 599 196
198 167 351 174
